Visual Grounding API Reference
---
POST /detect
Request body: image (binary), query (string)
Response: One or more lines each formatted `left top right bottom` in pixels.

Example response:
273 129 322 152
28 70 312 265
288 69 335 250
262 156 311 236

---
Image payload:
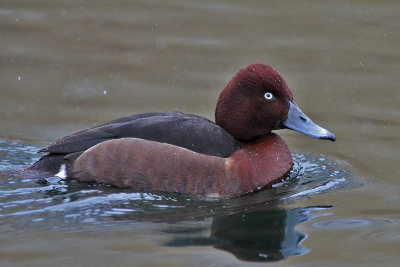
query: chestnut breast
70 133 292 198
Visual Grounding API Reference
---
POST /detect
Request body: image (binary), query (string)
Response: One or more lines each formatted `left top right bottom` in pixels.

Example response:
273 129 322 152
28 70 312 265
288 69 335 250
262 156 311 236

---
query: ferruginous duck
6 64 335 198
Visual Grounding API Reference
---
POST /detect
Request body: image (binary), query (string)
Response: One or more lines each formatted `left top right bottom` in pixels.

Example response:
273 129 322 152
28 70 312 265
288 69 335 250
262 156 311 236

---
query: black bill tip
283 101 336 142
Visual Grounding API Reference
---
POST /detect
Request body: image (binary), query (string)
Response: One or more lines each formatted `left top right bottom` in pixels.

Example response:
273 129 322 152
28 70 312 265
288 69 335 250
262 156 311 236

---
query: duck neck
226 133 293 195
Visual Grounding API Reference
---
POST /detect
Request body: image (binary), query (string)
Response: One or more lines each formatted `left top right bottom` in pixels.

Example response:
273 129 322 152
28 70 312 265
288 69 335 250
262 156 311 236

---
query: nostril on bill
299 115 307 122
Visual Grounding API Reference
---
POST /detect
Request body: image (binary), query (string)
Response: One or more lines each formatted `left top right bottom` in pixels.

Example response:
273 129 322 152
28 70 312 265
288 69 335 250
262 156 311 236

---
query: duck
6 63 335 198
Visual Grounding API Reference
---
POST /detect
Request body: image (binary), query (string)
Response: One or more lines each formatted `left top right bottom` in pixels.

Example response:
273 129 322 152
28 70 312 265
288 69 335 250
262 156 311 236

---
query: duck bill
282 101 336 142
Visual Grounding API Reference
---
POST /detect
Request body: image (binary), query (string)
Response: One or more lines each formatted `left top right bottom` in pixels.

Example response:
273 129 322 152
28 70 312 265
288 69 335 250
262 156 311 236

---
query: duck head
215 63 336 141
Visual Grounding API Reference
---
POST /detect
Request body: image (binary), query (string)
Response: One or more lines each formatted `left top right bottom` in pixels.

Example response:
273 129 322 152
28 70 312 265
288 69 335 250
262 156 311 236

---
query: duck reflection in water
164 205 330 262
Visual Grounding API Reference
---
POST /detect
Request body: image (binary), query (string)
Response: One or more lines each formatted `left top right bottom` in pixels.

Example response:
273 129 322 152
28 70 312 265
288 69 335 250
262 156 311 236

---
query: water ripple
0 139 350 225
0 139 352 262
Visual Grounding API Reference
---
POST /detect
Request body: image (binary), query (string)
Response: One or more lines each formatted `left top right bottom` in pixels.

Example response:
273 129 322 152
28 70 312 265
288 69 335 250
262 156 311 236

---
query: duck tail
3 153 68 179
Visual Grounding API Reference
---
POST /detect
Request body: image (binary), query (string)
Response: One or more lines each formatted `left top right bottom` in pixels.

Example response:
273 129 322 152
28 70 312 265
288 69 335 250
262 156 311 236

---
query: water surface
0 139 348 264
1 0 399 266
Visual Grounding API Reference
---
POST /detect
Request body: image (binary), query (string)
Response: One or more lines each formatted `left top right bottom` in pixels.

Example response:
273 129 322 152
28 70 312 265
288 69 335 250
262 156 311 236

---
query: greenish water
0 139 348 264
0 0 399 266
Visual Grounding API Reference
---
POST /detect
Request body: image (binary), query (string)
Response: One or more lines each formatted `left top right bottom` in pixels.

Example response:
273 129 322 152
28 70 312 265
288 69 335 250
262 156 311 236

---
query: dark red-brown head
215 63 336 141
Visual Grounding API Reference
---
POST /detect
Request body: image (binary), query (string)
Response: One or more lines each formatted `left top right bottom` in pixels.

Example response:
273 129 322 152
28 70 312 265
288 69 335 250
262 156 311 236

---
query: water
1 0 399 266
0 139 349 264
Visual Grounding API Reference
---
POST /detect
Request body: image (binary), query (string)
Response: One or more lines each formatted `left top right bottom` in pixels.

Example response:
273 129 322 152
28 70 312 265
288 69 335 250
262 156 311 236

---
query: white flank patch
55 164 67 179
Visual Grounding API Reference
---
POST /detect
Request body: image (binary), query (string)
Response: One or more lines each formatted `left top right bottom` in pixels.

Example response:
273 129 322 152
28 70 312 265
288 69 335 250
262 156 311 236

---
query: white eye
264 92 274 100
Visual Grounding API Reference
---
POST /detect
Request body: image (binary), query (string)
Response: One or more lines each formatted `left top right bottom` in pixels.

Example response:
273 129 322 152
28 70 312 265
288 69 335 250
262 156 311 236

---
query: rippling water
1 0 399 266
0 139 349 262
